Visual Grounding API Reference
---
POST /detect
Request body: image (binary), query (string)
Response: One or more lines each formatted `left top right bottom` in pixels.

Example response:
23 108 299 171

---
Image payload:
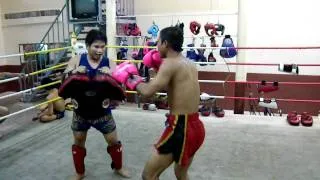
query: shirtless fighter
62 29 130 179
112 26 205 180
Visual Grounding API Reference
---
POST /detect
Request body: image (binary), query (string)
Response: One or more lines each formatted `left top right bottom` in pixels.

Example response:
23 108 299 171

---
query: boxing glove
112 62 138 84
126 75 144 90
143 49 163 72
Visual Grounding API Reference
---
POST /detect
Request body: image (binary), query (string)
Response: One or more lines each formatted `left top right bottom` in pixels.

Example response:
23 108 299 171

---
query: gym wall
134 0 320 76
242 0 320 76
0 4 5 66
132 0 320 115
0 0 65 65
134 0 238 73
134 0 237 13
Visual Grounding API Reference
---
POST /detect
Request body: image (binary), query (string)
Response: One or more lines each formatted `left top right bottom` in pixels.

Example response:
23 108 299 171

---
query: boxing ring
1 44 320 180
1 107 320 179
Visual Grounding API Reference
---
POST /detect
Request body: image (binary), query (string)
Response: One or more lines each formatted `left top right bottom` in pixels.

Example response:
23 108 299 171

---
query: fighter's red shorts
155 113 205 166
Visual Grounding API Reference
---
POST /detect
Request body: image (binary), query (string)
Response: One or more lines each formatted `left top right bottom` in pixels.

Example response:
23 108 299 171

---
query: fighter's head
157 26 183 58
85 30 107 61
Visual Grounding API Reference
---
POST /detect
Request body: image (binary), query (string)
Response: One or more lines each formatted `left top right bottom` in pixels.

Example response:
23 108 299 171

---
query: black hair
41 77 59 91
160 26 184 52
85 29 107 46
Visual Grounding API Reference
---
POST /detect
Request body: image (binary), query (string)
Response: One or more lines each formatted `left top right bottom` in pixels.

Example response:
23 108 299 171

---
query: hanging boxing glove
186 44 198 62
208 52 216 65
197 44 207 66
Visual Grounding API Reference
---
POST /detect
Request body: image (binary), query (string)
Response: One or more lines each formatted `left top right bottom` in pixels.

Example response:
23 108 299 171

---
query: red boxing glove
143 49 163 72
126 75 143 90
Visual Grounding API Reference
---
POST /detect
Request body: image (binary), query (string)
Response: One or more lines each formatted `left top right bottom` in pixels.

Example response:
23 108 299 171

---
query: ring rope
0 80 61 101
1 78 319 103
2 44 320 60
0 62 67 85
0 97 62 122
1 88 319 122
28 62 68 76
125 90 320 103
199 80 320 85
0 47 72 59
105 45 320 50
113 59 320 66
1 60 318 102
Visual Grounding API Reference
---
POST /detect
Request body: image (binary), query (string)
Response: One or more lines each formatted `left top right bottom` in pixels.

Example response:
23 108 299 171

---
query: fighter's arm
108 57 117 72
63 55 80 73
136 60 174 98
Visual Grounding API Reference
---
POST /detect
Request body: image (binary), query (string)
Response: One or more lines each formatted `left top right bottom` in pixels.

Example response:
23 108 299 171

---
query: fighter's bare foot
70 174 85 180
115 168 131 178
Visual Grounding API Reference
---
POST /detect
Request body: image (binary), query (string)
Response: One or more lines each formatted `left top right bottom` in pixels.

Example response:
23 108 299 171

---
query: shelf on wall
116 11 238 18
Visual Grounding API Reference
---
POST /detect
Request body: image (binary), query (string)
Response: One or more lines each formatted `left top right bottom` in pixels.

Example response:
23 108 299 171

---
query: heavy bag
220 35 237 58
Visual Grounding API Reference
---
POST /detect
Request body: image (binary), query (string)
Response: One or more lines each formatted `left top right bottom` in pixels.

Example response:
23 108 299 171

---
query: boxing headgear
175 21 184 32
204 23 217 37
189 21 201 35
214 24 225 36
148 23 159 38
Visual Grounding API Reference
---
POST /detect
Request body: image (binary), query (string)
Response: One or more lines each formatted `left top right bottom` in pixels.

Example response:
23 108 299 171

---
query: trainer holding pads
59 29 130 179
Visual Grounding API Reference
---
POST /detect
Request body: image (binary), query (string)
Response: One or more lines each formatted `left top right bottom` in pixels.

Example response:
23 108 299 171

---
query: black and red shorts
155 113 205 166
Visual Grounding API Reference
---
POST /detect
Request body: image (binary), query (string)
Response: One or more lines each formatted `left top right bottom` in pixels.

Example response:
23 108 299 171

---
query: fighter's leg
46 102 54 115
38 103 56 122
142 149 174 180
71 131 87 180
39 114 57 122
0 106 9 123
70 113 90 180
174 156 194 180
93 114 130 178
0 106 9 116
